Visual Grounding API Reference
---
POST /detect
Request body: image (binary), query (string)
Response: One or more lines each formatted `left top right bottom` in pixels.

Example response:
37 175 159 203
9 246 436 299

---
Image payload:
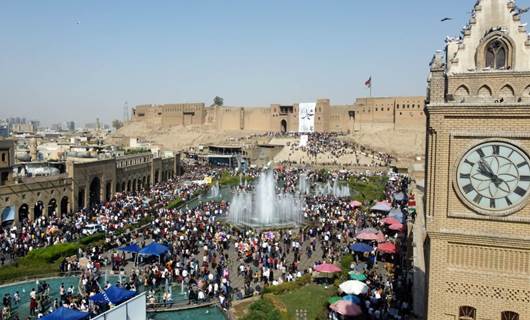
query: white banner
299 134 308 147
298 102 316 133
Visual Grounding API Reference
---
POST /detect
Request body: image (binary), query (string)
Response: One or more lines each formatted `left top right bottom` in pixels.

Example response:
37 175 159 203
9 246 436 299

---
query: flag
364 77 372 88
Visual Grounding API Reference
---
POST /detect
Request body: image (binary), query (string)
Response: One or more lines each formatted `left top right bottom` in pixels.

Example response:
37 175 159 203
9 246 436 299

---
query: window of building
376 108 378 111
486 39 507 69
1 153 5 162
458 306 476 320
501 311 519 320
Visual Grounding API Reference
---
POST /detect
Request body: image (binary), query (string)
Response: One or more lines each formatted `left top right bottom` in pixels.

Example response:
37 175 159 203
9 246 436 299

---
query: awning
139 242 169 257
41 307 89 320
1 207 15 223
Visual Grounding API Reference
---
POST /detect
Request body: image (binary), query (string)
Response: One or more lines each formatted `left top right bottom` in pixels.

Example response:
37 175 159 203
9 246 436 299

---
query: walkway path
412 187 426 319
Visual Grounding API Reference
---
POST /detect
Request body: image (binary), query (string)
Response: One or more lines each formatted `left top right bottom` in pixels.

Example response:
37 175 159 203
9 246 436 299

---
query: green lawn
349 176 387 202
273 284 336 320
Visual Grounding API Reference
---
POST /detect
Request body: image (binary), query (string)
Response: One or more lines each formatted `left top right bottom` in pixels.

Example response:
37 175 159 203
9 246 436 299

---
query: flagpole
370 77 372 97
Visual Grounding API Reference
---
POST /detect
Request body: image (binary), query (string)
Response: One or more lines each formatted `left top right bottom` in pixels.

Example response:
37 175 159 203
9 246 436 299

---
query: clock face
456 141 530 214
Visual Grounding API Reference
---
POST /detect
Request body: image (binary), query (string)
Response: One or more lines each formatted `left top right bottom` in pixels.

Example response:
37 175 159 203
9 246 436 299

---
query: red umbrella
330 300 363 317
355 231 386 242
315 263 342 273
377 242 397 254
382 217 400 225
389 223 404 232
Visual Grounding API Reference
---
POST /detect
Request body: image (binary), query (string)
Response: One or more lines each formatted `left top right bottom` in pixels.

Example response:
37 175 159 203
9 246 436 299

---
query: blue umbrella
350 242 374 253
342 295 361 305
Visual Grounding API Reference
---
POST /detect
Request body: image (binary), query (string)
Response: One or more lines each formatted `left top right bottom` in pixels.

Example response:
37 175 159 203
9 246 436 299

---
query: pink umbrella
355 231 386 242
350 200 362 208
389 223 404 232
330 300 363 317
378 242 397 254
315 263 342 273
382 217 400 225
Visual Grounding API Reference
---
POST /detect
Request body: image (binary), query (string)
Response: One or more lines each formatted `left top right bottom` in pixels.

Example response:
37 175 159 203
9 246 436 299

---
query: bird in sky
512 6 530 15
441 17 453 22
75 19 81 25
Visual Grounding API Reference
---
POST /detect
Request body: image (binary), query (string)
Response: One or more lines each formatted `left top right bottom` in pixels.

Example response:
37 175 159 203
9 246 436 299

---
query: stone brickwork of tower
424 1 530 319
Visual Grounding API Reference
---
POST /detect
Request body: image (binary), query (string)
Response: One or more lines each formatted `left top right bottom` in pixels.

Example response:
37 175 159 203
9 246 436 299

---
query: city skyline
1 0 528 125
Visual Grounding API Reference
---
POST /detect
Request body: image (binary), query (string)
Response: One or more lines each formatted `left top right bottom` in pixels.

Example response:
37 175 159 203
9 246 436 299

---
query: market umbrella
350 200 362 208
393 192 405 202
378 242 397 254
350 242 373 253
342 295 361 305
382 217 400 225
355 231 386 242
328 296 342 304
389 223 404 232
388 208 404 222
314 263 342 273
339 280 369 295
370 201 392 212
330 300 363 317
348 272 367 281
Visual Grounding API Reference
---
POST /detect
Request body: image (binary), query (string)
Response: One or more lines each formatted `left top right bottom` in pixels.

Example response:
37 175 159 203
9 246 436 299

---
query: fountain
316 179 351 198
228 170 305 229
298 174 310 195
209 182 220 198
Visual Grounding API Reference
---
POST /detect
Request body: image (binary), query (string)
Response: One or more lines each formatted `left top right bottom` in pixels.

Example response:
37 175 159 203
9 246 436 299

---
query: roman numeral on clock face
460 173 470 179
514 186 526 197
492 145 500 155
520 175 530 182
505 197 513 206
463 184 474 194
490 199 496 209
477 148 485 158
473 194 482 204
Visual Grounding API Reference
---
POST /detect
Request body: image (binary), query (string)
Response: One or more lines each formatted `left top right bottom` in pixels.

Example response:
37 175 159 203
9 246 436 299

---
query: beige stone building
132 96 425 133
425 1 530 319
0 140 181 225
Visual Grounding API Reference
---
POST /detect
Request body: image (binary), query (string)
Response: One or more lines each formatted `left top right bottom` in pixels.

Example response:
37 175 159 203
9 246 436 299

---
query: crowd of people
0 156 417 319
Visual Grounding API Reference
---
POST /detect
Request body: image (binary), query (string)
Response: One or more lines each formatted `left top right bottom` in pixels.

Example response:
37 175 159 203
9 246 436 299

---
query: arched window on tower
485 39 507 69
458 306 476 320
501 311 519 320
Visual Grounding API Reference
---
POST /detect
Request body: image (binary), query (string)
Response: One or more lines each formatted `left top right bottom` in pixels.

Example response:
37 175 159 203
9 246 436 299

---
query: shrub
26 242 80 263
263 274 312 295
241 299 282 320
340 254 354 281
79 232 105 245
166 197 183 209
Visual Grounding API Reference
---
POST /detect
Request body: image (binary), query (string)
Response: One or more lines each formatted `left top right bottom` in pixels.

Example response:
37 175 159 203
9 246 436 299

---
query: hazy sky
0 0 524 126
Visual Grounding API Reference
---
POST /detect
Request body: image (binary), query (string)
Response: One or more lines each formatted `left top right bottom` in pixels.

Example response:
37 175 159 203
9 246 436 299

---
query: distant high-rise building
0 120 9 137
61 121 75 132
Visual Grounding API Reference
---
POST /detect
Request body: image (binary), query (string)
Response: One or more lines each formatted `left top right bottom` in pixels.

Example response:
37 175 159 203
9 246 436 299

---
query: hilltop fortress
131 96 426 133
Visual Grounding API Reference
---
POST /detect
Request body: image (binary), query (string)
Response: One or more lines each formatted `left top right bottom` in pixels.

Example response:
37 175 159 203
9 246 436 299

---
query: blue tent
41 307 89 320
117 243 141 254
90 286 137 305
350 243 374 253
139 242 169 257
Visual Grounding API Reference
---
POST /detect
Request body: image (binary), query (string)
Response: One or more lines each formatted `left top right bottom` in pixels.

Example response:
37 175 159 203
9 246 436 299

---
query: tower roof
445 0 530 74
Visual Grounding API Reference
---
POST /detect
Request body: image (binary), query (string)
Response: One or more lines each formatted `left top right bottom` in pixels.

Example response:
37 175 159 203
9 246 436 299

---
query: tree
213 96 224 106
112 120 123 130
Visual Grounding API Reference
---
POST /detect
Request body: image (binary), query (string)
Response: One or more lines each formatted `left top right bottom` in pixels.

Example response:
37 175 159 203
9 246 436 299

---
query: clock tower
425 0 530 319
